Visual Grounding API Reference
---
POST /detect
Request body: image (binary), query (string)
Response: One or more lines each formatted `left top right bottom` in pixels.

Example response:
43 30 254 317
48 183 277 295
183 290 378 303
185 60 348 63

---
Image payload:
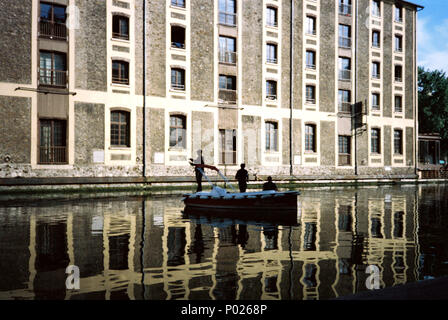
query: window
219 129 237 164
372 0 381 17
372 30 380 48
305 124 316 152
110 111 130 147
338 90 351 113
371 93 380 110
306 16 316 35
39 2 67 40
39 119 67 164
219 75 236 103
266 43 277 64
395 35 403 52
219 36 236 64
171 68 185 90
306 50 316 69
338 136 351 166
339 24 351 48
171 25 185 49
339 57 351 81
395 6 403 22
395 65 403 82
306 85 316 104
265 122 278 151
39 51 67 87
219 0 236 26
266 80 277 100
371 128 381 154
171 0 185 8
395 95 402 113
394 129 403 155
112 15 129 40
372 61 380 79
339 0 352 16
266 6 278 27
170 115 186 149
112 60 129 85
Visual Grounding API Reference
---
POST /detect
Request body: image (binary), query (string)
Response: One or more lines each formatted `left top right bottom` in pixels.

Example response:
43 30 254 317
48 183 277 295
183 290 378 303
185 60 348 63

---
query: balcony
339 4 352 16
338 102 352 113
171 83 185 91
266 94 277 101
113 32 129 41
339 69 351 81
339 36 351 48
39 146 67 164
39 68 67 87
219 51 237 64
218 89 237 104
219 12 237 27
39 20 67 40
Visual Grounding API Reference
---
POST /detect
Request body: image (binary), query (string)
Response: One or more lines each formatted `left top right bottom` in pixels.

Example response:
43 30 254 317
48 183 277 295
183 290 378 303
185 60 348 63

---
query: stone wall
320 121 335 166
383 3 393 118
0 1 32 84
74 102 105 165
242 115 261 166
75 0 107 92
405 8 414 120
148 108 165 164
192 111 214 164
0 96 31 165
384 125 392 166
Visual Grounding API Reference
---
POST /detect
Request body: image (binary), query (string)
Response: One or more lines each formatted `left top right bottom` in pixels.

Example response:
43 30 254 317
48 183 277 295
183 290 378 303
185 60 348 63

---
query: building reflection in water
2 185 448 300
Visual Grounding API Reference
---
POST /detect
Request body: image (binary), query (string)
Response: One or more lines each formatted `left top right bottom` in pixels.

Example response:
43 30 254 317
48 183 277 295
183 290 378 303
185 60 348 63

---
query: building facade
0 0 422 182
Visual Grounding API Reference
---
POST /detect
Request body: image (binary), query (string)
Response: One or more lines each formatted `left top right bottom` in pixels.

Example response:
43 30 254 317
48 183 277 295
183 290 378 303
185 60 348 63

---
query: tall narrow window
112 15 129 40
265 122 278 151
219 0 236 26
39 119 67 164
170 115 186 149
338 136 351 166
112 60 129 85
372 0 381 17
339 24 351 48
266 80 277 100
338 90 351 113
171 0 185 8
39 2 67 40
395 95 403 113
171 68 185 90
39 51 67 87
394 129 403 155
219 36 236 64
339 57 351 80
110 111 130 147
305 124 316 152
306 50 316 69
395 6 403 22
306 85 316 104
266 6 278 27
372 93 380 110
219 75 237 103
372 61 380 79
339 0 352 16
219 129 237 164
371 128 381 154
171 25 186 49
306 16 316 35
395 65 403 82
266 43 277 64
395 35 403 52
372 30 380 48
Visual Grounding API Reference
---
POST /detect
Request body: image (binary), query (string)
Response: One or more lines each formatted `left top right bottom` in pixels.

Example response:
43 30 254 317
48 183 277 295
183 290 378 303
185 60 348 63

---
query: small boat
182 164 300 222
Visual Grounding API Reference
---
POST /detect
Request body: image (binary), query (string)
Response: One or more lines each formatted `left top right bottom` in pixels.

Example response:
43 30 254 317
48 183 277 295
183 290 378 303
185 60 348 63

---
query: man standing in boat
189 149 204 192
235 163 249 192
263 176 278 191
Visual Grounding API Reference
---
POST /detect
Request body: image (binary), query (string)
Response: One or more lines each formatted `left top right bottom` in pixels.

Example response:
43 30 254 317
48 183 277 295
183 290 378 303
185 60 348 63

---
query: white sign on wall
154 152 165 164
93 150 104 163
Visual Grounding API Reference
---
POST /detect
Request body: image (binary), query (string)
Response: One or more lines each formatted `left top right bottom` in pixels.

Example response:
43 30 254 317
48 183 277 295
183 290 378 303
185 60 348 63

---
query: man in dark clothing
189 150 204 192
235 163 249 192
263 176 278 191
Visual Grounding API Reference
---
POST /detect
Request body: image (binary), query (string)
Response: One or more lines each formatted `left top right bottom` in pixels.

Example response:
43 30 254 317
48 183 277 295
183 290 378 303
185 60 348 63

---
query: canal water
1 184 448 300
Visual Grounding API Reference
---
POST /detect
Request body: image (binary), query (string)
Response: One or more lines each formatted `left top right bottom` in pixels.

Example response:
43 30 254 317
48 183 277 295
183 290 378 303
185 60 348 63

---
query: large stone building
0 0 422 184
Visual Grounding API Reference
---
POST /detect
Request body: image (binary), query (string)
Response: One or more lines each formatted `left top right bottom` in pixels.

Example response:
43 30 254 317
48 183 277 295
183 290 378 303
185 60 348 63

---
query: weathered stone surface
406 126 414 166
0 1 32 84
320 121 335 166
134 0 144 96
242 115 261 166
356 0 370 116
75 0 107 92
282 118 301 165
242 0 263 106
384 125 392 166
147 0 166 97
192 111 214 164
383 3 393 118
191 0 214 102
0 96 31 164
148 108 165 164
75 102 105 165
405 8 414 120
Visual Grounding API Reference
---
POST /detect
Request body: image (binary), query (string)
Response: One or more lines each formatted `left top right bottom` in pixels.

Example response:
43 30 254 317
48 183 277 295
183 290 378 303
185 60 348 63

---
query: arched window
112 60 129 85
110 110 130 147
112 15 129 40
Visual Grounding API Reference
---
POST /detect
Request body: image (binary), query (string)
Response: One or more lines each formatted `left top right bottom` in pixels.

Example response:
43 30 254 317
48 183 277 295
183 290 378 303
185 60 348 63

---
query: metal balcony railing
306 97 316 104
39 146 67 164
266 57 277 64
39 68 67 87
339 4 352 16
171 41 185 49
39 20 67 40
113 32 129 41
218 89 237 104
171 83 185 91
338 102 352 113
266 94 277 101
219 51 237 64
112 76 129 85
219 12 237 27
306 63 316 70
339 69 351 81
395 76 403 83
339 36 352 48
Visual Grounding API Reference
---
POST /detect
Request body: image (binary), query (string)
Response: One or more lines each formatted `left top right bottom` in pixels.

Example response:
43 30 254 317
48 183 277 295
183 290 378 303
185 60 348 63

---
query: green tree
418 67 448 158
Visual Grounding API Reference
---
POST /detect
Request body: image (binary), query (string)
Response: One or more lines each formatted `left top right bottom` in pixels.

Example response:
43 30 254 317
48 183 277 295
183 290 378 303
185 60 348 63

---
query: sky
417 0 448 73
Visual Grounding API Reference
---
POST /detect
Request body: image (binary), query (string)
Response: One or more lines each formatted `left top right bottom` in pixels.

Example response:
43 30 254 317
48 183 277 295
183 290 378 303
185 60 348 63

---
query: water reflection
0 184 448 300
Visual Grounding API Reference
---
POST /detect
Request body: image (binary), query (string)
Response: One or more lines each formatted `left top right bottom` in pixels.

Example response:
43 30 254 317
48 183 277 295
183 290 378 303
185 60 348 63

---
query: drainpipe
142 0 147 179
354 0 358 176
289 0 294 176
